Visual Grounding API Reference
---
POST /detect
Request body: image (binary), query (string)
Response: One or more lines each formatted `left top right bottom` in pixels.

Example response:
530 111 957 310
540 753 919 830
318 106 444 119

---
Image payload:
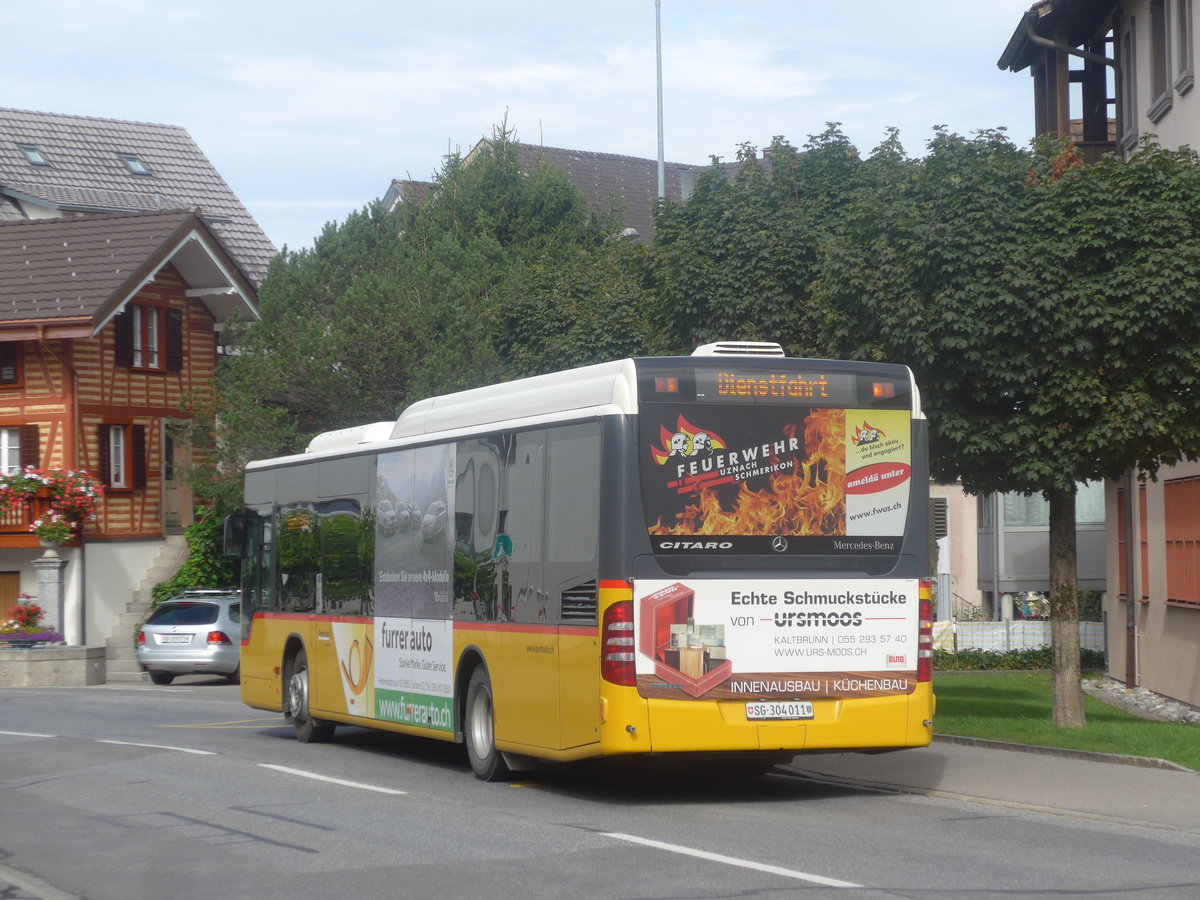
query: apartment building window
1118 14 1141 149
114 304 184 373
1176 0 1195 93
1164 476 1200 606
1149 0 1174 121
1116 483 1150 601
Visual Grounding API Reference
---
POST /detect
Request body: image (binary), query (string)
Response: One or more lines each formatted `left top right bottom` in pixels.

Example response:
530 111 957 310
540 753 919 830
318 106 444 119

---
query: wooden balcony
1072 139 1117 164
0 493 80 549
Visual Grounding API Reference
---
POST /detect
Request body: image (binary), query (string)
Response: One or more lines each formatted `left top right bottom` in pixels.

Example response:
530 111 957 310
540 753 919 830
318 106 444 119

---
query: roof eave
91 216 259 336
0 318 94 340
998 9 1042 73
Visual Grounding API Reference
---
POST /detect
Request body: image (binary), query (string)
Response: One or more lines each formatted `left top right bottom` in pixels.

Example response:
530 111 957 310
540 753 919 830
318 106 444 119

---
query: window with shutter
133 425 148 488
166 309 184 372
114 311 134 369
0 343 21 386
98 423 146 490
18 424 39 469
0 428 20 474
116 304 170 372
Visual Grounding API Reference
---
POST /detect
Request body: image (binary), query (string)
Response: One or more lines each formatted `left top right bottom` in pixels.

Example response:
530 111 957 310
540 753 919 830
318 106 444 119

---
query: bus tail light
917 582 933 683
601 600 636 686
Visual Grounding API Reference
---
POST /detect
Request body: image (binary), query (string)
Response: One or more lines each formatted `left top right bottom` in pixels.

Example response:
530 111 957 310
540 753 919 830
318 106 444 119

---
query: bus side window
239 509 272 618
278 505 318 613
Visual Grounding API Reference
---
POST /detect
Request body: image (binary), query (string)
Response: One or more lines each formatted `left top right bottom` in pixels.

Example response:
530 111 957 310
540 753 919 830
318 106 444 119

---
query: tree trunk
1047 486 1086 728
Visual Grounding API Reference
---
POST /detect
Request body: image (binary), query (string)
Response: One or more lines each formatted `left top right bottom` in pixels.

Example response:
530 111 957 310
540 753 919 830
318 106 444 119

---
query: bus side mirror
223 514 251 559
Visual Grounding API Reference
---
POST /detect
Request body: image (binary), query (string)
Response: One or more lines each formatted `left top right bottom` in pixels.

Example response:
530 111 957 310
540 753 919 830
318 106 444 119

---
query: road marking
602 832 861 888
260 763 408 795
0 730 56 738
157 724 285 729
97 739 216 755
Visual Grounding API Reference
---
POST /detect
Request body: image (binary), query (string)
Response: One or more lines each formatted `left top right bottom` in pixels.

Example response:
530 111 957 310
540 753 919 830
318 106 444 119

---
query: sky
4 1 1037 253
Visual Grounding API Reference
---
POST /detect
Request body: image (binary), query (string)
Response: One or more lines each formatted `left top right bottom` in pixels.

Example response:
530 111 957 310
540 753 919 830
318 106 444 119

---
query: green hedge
934 647 1105 671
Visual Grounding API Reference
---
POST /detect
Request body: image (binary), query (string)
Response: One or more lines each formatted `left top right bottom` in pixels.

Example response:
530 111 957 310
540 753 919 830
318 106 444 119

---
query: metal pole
656 0 665 199
1124 472 1138 688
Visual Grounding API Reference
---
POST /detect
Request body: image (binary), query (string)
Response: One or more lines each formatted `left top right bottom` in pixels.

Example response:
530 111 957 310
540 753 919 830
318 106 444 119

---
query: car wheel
149 671 174 686
226 665 241 685
287 648 334 743
464 666 509 781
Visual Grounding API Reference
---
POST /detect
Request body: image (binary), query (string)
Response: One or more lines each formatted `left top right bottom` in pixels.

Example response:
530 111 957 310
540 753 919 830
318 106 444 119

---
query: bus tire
287 647 335 744
465 666 509 781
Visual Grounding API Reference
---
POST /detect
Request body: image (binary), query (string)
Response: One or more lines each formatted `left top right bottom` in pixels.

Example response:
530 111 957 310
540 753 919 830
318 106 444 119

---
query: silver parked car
136 590 242 685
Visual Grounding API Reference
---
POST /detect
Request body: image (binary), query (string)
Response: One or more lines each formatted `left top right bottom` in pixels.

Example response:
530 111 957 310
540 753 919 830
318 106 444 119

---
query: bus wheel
287 647 335 744
465 667 510 781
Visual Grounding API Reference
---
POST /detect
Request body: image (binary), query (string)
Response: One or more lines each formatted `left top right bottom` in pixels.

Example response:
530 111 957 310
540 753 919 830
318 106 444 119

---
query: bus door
495 430 561 749
546 423 603 750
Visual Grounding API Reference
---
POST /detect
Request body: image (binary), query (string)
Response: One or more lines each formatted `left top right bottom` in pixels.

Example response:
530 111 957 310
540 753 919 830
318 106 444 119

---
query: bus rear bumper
600 683 935 756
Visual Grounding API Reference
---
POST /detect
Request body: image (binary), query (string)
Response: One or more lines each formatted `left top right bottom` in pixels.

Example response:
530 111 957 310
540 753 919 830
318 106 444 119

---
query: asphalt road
2 677 1198 899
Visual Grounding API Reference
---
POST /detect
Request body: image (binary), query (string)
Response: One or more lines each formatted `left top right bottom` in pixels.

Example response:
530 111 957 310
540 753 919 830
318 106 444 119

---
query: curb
933 733 1196 773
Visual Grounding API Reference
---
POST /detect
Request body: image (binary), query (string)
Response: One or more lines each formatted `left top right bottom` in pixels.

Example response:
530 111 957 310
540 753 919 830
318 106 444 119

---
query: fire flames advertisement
642 405 911 554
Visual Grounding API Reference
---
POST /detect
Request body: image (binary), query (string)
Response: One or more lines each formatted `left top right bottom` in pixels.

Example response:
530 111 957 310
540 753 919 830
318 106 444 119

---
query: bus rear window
639 402 913 557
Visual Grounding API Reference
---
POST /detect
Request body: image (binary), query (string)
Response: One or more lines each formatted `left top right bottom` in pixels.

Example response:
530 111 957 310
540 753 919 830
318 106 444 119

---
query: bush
150 506 237 608
934 647 1105 671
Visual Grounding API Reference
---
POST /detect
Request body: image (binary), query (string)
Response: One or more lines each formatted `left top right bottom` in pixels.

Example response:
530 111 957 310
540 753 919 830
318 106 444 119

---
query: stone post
33 549 68 642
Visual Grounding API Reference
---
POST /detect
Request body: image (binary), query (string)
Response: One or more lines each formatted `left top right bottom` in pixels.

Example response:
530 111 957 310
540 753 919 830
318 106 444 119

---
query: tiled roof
998 0 1116 74
383 179 433 207
0 210 254 333
0 108 276 285
389 141 764 243
503 142 707 242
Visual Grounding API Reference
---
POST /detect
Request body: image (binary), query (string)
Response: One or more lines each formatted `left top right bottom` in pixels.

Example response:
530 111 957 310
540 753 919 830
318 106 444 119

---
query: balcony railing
1073 139 1117 164
0 493 78 547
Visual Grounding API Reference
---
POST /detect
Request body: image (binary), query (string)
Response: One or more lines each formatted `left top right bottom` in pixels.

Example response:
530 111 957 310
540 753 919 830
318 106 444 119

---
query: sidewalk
784 735 1200 834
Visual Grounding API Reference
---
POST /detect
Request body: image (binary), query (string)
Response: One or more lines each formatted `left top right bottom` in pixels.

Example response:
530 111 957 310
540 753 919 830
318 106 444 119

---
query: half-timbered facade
0 210 258 644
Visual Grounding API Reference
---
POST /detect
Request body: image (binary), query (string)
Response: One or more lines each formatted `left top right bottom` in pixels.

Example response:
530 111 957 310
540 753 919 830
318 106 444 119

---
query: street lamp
656 0 665 199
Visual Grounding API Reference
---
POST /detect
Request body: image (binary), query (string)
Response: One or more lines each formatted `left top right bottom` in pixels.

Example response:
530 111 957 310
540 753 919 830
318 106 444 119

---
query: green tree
651 126 867 355
817 131 1200 727
210 124 654 487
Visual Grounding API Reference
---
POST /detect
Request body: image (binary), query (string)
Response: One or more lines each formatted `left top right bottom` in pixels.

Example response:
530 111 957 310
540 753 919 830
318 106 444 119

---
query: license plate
159 634 190 644
746 701 814 720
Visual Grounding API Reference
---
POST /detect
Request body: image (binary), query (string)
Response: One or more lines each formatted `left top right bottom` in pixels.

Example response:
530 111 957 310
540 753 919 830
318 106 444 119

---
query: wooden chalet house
0 109 271 647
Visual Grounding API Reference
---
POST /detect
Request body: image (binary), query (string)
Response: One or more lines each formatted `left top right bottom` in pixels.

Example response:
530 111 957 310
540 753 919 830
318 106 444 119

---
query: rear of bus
596 348 934 762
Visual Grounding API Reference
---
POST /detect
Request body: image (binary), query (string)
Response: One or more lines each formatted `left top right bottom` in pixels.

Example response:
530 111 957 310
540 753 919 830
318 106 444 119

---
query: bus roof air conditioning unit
692 341 786 358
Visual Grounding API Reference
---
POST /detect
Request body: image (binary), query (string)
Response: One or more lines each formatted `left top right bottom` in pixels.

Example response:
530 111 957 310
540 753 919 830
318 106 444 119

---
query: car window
146 602 219 626
226 604 241 624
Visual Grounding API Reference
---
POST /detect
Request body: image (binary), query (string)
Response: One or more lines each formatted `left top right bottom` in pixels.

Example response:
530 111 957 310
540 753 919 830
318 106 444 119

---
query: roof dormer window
119 153 152 176
19 144 49 166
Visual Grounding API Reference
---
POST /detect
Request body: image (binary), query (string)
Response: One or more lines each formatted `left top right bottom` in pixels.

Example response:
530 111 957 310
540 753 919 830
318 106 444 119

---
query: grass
932 671 1200 772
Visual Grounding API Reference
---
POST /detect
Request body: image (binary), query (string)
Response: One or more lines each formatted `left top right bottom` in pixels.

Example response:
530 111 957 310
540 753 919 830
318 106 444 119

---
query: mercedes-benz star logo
771 536 788 553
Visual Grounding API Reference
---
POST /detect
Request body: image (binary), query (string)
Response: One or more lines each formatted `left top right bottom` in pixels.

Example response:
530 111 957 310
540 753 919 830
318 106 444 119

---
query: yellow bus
225 342 934 779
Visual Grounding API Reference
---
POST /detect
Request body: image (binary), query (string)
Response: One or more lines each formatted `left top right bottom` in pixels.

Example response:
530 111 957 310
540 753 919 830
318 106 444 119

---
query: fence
932 619 1105 653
